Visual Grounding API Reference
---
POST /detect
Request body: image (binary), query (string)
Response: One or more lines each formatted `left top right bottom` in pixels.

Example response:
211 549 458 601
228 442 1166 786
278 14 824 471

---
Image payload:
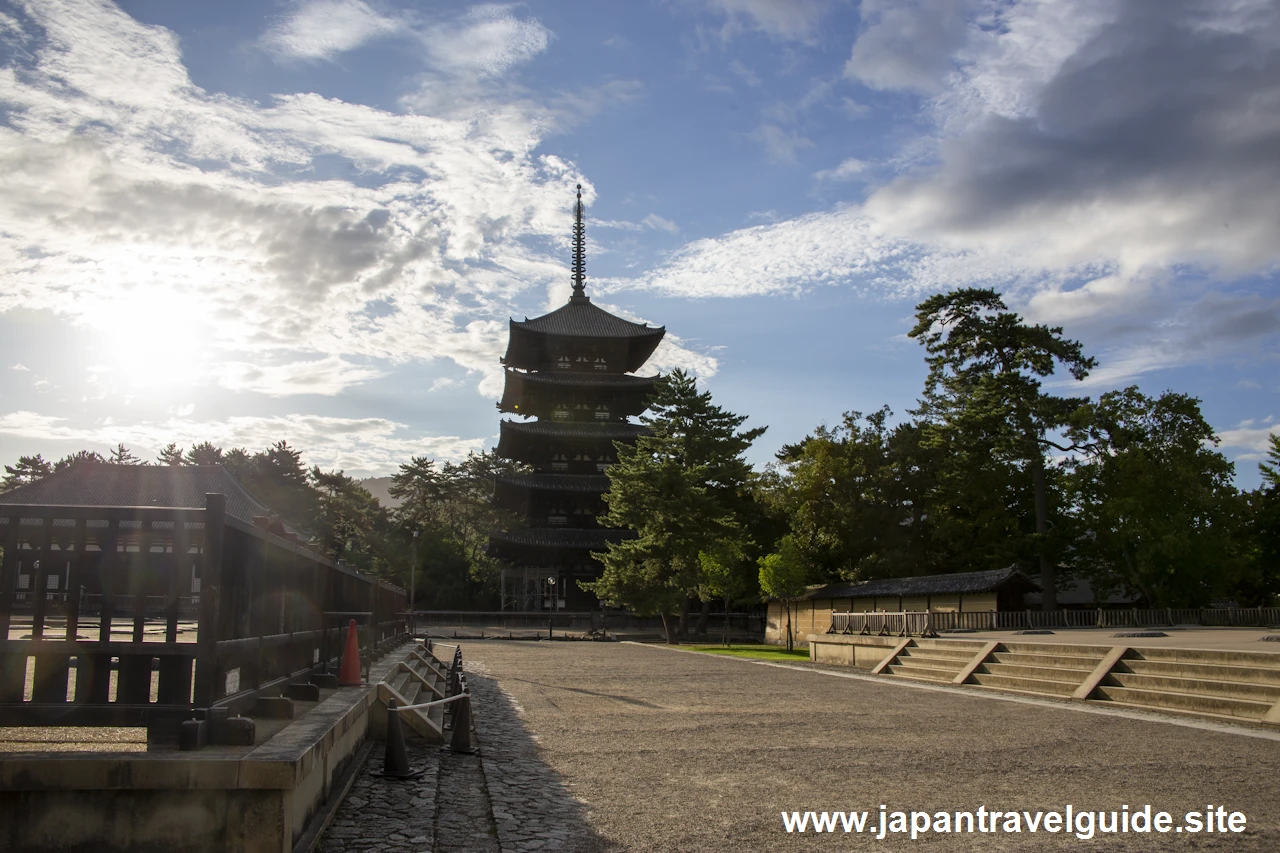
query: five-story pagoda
489 186 665 610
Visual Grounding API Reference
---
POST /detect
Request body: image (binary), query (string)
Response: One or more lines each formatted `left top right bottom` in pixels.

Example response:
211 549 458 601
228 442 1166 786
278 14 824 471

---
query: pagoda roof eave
488 527 634 552
494 473 611 494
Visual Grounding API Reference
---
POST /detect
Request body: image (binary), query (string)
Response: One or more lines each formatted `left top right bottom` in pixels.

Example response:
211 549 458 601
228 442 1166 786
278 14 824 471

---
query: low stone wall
804 633 902 668
0 667 392 852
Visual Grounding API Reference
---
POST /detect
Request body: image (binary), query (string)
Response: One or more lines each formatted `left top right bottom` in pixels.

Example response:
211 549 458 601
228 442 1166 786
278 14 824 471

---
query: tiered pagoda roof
489 186 666 601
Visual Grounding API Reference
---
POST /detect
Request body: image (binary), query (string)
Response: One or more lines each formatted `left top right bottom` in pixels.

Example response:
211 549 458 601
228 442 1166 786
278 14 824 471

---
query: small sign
225 667 240 695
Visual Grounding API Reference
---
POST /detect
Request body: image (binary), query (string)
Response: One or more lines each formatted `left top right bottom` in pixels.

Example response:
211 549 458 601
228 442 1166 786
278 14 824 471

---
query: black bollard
371 699 424 780
445 694 478 754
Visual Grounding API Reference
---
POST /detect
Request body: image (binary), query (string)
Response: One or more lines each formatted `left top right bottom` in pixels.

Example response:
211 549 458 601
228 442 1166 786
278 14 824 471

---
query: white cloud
10 363 28 371
420 5 551 77
846 0 973 93
218 356 384 397
1218 423 1280 462
0 0 589 403
642 213 679 233
613 0 1280 387
261 0 401 62
814 157 868 181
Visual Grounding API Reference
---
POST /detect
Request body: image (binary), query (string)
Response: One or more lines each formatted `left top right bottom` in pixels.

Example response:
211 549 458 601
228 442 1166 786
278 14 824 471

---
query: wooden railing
829 607 1280 636
0 495 406 733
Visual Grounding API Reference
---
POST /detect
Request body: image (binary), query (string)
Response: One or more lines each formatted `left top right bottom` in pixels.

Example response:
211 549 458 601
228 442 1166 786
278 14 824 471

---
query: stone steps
1092 684 1274 720
880 663 958 683
967 670 1081 697
864 637 1280 726
986 650 1104 669
1117 659 1280 686
1104 671 1280 704
974 662 1095 682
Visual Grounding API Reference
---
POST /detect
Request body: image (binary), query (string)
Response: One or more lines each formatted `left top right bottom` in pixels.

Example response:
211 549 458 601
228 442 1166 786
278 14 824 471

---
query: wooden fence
0 494 406 733
830 607 1280 636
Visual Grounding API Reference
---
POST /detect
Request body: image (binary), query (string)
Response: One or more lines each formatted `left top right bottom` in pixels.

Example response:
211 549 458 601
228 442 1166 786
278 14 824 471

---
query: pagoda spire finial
571 183 587 301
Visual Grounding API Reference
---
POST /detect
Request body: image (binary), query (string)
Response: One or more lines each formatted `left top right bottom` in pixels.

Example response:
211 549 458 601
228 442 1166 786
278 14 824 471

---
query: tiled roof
806 567 1039 600
509 370 660 389
494 473 611 493
513 300 665 339
0 464 299 532
499 420 648 441
489 527 634 550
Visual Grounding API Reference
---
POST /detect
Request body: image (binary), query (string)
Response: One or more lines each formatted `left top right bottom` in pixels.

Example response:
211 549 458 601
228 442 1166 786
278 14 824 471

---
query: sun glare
85 287 217 394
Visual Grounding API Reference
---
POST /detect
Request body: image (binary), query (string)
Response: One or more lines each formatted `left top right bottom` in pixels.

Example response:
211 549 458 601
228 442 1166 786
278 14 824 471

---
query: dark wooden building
489 187 665 610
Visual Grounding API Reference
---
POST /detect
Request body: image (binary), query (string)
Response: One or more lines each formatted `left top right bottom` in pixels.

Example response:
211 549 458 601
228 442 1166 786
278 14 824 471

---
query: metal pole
409 531 419 639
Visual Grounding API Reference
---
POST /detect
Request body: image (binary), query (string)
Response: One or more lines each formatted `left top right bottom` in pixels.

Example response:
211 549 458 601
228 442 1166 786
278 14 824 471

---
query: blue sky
1 0 1278 487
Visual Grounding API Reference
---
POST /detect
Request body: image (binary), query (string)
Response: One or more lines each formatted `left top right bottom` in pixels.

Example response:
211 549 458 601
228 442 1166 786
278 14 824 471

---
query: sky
0 0 1278 488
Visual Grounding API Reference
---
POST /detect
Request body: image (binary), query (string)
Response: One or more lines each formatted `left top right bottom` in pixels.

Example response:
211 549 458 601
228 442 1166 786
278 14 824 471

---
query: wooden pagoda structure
490 186 665 610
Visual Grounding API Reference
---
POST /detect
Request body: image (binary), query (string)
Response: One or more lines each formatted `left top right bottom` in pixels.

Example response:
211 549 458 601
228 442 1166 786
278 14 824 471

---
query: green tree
774 408 946 582
1261 433 1280 488
1066 388 1242 606
1 454 52 492
54 449 106 472
698 535 757 646
242 441 318 530
185 441 224 466
312 468 396 577
107 444 142 465
909 288 1095 609
585 369 764 642
391 451 522 601
758 535 809 652
157 443 184 466
1250 435 1280 604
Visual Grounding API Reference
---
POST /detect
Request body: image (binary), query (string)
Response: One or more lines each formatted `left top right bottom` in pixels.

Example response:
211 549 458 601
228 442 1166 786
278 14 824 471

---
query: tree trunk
785 600 794 653
695 599 711 637
676 596 691 640
722 594 731 647
660 612 679 645
1029 450 1057 611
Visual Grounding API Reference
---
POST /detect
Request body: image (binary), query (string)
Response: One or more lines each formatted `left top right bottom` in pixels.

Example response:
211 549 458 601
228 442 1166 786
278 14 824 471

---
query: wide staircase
1090 648 1280 723
967 642 1108 697
871 638 1280 726
879 639 988 683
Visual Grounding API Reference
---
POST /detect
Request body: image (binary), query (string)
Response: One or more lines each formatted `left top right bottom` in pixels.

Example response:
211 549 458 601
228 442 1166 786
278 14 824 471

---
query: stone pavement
463 640 1280 852
315 659 601 853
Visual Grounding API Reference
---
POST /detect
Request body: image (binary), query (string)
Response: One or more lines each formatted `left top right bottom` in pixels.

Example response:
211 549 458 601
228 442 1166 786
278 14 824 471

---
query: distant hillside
360 476 401 508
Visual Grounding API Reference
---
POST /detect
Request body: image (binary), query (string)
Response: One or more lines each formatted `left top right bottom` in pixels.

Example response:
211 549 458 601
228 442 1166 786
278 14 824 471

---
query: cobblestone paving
317 743 440 853
434 749 499 853
316 654 600 853
466 669 603 853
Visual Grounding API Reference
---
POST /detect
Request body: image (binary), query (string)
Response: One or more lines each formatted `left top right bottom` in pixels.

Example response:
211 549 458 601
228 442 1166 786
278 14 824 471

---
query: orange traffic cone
338 619 362 686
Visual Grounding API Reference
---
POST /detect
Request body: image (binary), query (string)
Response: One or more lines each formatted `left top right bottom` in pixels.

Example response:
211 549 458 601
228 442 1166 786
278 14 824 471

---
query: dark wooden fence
0 494 406 733
830 607 1280 636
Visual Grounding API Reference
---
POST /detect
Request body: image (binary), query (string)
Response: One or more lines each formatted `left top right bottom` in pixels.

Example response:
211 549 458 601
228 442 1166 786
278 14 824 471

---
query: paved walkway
318 639 1280 852
316 656 603 853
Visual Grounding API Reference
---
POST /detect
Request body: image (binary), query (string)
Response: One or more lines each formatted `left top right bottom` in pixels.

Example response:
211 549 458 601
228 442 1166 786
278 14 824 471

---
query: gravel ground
464 640 1280 853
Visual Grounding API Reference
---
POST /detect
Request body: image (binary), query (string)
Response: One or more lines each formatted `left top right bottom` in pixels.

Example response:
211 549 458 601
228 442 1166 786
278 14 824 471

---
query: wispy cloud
814 157 868 181
261 0 401 62
642 213 679 233
748 123 814 163
695 0 837 43
615 0 1280 387
218 356 384 397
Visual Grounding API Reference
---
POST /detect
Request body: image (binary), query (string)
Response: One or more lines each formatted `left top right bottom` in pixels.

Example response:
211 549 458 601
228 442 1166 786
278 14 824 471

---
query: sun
84 285 217 394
